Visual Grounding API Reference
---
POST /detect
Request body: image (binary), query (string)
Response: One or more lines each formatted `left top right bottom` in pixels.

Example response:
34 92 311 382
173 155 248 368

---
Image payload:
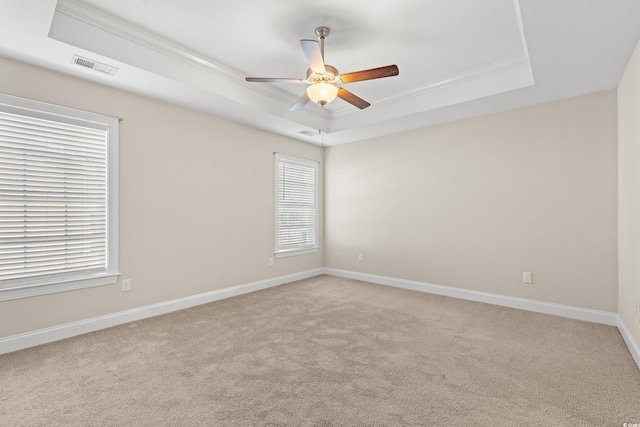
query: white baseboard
326 268 639 371
617 316 640 371
323 268 619 326
0 268 324 356
4 267 634 371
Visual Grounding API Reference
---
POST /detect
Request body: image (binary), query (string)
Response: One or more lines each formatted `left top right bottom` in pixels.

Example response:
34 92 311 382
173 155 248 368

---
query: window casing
0 93 119 301
275 153 318 257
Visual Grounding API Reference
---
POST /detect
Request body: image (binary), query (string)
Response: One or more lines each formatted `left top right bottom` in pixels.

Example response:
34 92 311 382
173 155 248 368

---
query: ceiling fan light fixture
306 82 338 106
245 27 398 110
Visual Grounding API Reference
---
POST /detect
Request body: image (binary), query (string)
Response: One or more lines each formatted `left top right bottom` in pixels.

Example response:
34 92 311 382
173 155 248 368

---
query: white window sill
275 247 319 259
0 273 120 302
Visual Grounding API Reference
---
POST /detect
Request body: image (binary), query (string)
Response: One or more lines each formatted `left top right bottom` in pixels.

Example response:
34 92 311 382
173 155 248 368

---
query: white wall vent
298 130 320 137
72 55 118 76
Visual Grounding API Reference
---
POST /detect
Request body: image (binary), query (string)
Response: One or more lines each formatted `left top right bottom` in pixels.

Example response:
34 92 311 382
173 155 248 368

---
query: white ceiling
0 0 639 146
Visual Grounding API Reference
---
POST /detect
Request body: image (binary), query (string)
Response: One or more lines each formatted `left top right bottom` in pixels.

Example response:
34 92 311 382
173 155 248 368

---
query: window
275 153 318 257
0 93 119 301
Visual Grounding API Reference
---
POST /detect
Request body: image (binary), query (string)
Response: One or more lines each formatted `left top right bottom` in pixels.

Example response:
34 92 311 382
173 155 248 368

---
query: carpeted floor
1 275 639 426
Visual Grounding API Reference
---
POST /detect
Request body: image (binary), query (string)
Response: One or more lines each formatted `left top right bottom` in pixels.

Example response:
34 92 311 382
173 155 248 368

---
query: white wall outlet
121 278 132 292
358 253 364 262
268 257 274 267
522 272 532 284
636 304 640 323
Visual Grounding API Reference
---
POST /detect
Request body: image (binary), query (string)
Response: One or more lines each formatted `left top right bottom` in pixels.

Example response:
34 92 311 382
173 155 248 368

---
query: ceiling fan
245 27 399 111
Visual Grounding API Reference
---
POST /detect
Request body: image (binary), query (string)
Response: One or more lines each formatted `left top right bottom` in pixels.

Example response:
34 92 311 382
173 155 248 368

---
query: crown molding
56 1 236 81
331 54 532 120
54 0 324 114
389 55 531 106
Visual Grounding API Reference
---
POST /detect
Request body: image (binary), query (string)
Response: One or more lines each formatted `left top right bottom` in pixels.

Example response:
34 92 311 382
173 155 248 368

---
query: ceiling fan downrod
316 27 329 60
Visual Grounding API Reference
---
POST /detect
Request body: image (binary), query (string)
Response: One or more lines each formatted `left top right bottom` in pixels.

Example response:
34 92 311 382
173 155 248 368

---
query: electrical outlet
358 253 364 262
121 278 131 292
268 257 274 267
636 304 640 324
522 272 532 284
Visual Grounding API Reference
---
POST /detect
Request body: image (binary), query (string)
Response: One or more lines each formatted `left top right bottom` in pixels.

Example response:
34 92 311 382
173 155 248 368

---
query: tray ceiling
0 0 639 145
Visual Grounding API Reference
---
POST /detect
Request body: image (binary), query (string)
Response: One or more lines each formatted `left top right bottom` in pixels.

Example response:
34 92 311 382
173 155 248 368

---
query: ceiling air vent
298 130 320 137
72 55 118 76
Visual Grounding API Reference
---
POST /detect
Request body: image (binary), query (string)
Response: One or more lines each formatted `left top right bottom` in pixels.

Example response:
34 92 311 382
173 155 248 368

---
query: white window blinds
275 154 318 256
0 94 119 300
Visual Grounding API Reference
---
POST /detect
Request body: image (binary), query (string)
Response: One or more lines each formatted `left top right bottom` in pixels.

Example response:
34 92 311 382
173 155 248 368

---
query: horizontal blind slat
0 108 109 284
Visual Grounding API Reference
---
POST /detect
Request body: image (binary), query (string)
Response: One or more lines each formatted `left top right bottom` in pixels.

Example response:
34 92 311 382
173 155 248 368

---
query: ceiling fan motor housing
306 64 338 84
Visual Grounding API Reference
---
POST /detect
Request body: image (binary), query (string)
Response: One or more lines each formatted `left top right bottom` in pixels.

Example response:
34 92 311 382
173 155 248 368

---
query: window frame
0 93 119 301
274 153 319 258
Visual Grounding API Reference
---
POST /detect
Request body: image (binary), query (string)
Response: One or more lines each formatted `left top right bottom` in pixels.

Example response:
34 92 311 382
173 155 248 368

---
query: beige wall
325 90 618 312
618 39 640 345
0 54 624 341
0 57 323 338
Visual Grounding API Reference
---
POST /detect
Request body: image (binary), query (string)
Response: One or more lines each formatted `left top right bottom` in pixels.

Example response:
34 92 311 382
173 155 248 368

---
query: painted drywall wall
325 90 618 312
0 57 323 338
618 39 640 346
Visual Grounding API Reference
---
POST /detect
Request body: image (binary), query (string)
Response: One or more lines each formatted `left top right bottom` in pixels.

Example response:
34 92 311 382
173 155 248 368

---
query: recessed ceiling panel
61 0 530 101
0 0 627 145
47 0 533 143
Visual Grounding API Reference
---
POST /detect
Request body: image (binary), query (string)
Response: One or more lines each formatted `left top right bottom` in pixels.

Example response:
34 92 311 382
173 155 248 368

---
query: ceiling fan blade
338 65 399 84
337 87 370 109
300 39 326 74
245 77 305 83
290 92 311 111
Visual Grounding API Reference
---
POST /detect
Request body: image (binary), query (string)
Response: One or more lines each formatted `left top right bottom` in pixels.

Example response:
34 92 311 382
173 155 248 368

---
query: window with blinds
275 153 318 257
0 94 119 301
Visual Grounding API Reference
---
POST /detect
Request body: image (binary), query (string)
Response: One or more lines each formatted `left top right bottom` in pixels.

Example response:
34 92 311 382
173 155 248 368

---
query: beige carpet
1 275 639 426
